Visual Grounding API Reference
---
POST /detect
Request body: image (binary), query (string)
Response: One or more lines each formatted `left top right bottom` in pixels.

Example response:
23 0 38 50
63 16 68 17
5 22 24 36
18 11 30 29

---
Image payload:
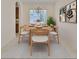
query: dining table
27 25 54 45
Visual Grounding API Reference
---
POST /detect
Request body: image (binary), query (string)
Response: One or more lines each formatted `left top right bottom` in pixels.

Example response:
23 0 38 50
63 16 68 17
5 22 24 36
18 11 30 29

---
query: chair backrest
29 28 50 43
19 25 30 33
31 28 49 36
54 25 58 32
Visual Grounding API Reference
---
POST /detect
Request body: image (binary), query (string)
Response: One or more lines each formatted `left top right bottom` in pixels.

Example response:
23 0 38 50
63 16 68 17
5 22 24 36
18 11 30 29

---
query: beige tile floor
1 35 76 58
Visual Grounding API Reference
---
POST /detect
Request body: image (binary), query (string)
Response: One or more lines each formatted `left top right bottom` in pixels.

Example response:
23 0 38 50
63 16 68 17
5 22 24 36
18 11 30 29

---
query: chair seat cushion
32 35 48 42
21 31 29 35
49 32 57 35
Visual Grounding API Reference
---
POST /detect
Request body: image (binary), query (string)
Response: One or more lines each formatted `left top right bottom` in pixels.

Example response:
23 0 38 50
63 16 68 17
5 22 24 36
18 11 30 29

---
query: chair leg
29 40 30 45
48 42 50 56
18 35 20 43
30 43 32 56
18 35 23 44
29 33 31 46
57 35 59 44
29 37 31 45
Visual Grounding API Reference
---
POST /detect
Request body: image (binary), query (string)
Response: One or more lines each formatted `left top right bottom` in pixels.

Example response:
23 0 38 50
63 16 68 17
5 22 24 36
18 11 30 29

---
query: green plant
47 16 56 26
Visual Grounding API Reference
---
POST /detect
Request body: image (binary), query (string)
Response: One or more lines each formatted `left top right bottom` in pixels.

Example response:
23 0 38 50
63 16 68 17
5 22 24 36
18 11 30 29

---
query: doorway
15 2 19 34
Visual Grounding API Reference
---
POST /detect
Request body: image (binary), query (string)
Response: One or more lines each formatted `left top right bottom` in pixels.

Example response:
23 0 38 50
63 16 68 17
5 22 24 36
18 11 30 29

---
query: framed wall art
59 0 77 24
59 6 66 22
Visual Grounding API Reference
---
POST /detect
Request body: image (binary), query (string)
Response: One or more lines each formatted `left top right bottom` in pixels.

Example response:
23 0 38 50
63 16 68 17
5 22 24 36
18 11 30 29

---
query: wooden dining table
27 25 54 45
29 26 53 31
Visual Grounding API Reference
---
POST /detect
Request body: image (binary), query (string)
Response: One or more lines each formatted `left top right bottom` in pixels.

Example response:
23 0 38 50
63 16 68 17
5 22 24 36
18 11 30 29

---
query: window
29 10 47 24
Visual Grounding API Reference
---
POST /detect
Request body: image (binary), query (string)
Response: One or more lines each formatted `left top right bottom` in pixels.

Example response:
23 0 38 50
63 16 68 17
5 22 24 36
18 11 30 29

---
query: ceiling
19 0 60 4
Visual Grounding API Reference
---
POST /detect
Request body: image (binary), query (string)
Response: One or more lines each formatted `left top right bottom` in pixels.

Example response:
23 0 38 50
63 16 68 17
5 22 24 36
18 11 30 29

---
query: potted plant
47 16 56 26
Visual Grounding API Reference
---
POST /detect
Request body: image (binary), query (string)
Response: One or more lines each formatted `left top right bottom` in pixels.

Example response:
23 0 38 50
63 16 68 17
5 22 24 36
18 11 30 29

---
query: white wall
19 2 55 25
19 2 25 25
1 0 18 48
54 0 77 57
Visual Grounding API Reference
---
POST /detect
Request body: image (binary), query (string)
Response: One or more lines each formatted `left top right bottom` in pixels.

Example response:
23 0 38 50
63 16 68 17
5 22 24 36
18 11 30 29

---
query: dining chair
18 25 30 43
29 28 50 56
49 25 59 44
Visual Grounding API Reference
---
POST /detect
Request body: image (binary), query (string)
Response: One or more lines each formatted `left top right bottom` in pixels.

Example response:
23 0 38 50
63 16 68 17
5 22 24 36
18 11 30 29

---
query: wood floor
1 36 76 58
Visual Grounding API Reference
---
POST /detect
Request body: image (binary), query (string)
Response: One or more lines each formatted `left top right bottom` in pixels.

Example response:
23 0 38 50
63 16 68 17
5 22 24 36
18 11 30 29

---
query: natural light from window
29 10 47 24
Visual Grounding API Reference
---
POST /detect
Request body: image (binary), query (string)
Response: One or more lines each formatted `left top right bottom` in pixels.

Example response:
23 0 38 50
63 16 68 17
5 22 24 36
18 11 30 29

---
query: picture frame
59 1 77 24
59 7 66 22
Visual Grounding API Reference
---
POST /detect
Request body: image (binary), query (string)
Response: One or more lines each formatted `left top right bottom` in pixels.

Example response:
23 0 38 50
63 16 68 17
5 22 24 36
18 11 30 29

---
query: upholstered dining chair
18 25 30 43
29 28 50 56
49 25 59 44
